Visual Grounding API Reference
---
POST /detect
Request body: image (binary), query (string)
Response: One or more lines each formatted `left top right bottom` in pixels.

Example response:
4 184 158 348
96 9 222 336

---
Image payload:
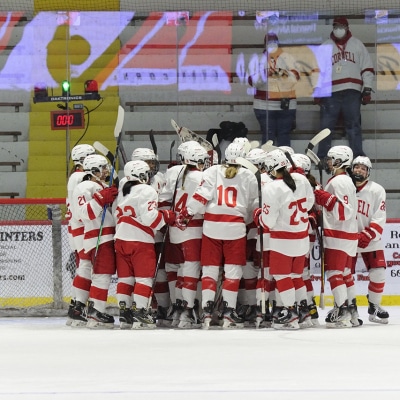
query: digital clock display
50 110 85 130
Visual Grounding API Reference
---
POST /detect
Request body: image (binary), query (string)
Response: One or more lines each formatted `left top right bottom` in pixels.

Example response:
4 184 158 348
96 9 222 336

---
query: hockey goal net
0 198 117 317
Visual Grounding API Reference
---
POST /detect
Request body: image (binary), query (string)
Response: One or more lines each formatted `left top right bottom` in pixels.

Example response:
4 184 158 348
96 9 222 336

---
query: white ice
1 307 400 400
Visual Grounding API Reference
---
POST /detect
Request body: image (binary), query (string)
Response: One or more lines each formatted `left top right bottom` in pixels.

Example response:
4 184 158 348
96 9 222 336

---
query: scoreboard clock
50 110 85 130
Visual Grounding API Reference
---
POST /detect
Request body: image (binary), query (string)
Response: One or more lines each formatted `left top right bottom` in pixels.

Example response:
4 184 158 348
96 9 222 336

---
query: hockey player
351 156 389 323
114 160 176 329
254 149 314 330
66 144 96 325
158 142 209 329
69 154 118 329
291 153 320 325
176 142 259 329
313 145 358 328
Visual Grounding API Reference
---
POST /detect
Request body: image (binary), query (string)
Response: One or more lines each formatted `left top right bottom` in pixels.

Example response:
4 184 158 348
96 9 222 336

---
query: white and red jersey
151 171 166 195
255 172 273 252
71 179 115 253
318 34 374 93
355 180 386 253
158 165 204 244
323 173 358 256
66 170 86 251
259 172 314 256
187 165 258 240
114 182 167 244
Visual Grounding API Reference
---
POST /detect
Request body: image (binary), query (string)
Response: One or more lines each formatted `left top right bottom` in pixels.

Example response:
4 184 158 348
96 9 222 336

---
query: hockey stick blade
306 128 331 151
114 105 125 138
250 140 260 149
169 140 176 163
306 148 320 166
261 141 277 152
93 141 114 165
149 130 157 155
236 157 258 174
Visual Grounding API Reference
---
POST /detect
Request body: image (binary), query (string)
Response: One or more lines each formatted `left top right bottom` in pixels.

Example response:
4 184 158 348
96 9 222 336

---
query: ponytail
224 164 240 179
282 168 296 192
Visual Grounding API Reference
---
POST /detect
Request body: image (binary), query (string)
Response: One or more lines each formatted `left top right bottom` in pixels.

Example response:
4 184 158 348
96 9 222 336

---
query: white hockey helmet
233 137 251 154
225 142 246 164
327 145 353 170
183 142 210 169
124 160 150 184
177 141 198 163
291 153 311 174
246 148 266 169
264 149 289 174
71 144 95 165
352 156 372 181
279 146 295 155
131 147 159 177
83 154 110 179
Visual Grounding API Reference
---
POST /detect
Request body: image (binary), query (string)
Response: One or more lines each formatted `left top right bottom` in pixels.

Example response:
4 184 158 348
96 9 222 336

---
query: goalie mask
131 147 159 178
82 154 110 181
71 144 95 165
352 156 372 182
124 160 150 184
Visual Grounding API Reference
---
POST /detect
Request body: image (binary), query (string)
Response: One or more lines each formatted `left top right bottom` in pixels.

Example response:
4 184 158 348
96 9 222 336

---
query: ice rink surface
0 306 399 400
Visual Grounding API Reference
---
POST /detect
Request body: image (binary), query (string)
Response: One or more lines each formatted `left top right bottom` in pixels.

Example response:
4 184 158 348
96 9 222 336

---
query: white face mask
267 43 278 53
333 28 346 39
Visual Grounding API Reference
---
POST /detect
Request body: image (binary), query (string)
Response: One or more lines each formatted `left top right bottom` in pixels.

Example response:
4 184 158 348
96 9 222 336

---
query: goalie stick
171 119 213 151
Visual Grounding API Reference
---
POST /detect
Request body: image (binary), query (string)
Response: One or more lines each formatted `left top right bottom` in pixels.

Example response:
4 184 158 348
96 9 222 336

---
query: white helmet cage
183 142 210 169
291 153 311 174
352 156 372 181
131 148 159 177
71 144 96 165
124 160 150 184
225 142 246 164
264 149 290 173
246 148 266 169
327 145 353 170
82 154 110 179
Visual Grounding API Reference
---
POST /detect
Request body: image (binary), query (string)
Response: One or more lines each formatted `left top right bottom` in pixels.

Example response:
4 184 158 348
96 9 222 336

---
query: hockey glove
361 88 372 105
308 210 319 231
357 227 376 248
253 208 262 227
160 210 176 226
314 189 337 212
175 207 194 231
93 186 118 207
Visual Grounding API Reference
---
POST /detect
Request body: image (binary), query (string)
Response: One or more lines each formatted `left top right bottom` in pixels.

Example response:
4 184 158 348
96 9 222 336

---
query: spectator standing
314 16 374 160
248 32 300 146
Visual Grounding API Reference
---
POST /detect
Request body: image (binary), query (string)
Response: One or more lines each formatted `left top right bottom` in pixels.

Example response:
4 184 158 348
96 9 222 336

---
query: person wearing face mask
313 16 374 162
248 32 300 145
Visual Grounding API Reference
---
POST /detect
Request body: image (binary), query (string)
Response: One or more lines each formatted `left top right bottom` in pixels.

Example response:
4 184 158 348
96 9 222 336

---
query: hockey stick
149 130 157 155
211 133 221 164
305 128 331 153
305 149 325 309
169 140 176 164
235 156 258 174
93 141 119 184
94 110 124 259
114 105 128 165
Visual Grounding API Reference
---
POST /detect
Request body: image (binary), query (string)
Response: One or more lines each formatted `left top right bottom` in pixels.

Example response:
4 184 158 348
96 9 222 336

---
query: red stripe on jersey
204 213 244 223
270 229 309 240
150 211 163 229
324 229 358 240
158 200 171 208
187 219 204 228
337 201 345 220
85 226 115 240
118 215 155 237
370 222 383 235
193 193 208 205
87 204 97 220
71 226 85 237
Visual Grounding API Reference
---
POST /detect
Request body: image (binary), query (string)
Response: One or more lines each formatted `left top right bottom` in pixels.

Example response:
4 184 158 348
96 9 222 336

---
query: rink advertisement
0 221 399 305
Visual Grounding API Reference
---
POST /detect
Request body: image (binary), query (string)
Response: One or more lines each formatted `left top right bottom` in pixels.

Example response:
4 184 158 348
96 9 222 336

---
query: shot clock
50 109 85 130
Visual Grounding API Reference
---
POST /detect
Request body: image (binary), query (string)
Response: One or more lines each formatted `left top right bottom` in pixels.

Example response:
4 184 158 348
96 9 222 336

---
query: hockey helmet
124 160 150 184
83 154 110 179
71 144 96 165
352 156 372 181
225 142 246 164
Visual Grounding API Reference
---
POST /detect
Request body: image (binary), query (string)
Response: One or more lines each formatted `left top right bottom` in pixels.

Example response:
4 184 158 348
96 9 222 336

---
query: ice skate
298 300 312 329
178 306 201 329
66 299 76 326
119 301 134 330
368 297 389 324
86 301 115 329
132 304 156 329
273 306 299 330
349 298 363 327
221 302 244 329
69 300 88 328
308 297 320 327
325 303 352 329
170 299 184 327
201 301 214 330
255 303 272 329
155 305 172 327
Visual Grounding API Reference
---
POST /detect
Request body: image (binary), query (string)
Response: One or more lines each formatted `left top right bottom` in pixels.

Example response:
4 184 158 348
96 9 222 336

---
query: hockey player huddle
65 138 389 331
